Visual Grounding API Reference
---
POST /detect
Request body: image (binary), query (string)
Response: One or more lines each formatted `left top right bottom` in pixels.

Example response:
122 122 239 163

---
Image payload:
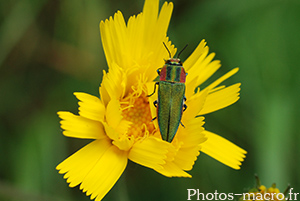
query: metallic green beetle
148 44 187 142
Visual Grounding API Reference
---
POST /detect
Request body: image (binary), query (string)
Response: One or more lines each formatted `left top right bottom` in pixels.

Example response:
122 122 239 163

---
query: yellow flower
240 176 291 201
242 184 288 201
56 0 247 200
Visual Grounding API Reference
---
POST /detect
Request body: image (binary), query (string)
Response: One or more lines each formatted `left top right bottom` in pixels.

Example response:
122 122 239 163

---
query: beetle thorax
159 59 186 83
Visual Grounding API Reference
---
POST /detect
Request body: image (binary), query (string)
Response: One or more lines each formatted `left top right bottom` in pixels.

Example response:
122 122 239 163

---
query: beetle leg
149 101 158 122
147 82 159 97
183 104 187 112
157 68 161 75
153 100 158 108
180 96 187 127
183 96 187 112
180 122 185 128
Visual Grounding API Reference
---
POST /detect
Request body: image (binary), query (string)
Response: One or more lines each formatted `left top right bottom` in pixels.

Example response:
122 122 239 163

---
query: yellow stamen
122 93 155 138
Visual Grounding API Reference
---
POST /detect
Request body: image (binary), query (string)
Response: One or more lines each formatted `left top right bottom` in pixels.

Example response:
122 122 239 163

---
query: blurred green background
1 0 299 200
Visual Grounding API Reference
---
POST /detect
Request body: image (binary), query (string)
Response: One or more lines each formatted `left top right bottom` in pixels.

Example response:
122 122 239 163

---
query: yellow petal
206 67 239 90
173 146 200 171
74 92 105 122
151 118 206 177
183 39 206 71
209 85 226 93
142 0 159 44
182 88 209 121
139 0 174 62
112 135 135 151
199 83 241 115
185 77 198 99
106 99 132 135
184 41 221 87
103 122 119 141
128 136 170 170
99 62 127 106
174 117 206 171
154 161 191 178
187 52 221 87
116 119 132 135
109 12 129 68
56 139 111 187
57 112 106 139
100 11 128 70
79 145 128 201
106 99 122 129
200 130 247 170
177 117 206 148
157 2 173 46
100 0 175 87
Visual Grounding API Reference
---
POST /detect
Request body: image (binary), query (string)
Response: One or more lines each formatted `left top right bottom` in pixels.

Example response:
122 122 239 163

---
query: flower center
121 94 155 138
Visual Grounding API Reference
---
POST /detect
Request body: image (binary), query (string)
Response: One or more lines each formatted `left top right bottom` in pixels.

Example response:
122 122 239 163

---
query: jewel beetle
148 43 188 142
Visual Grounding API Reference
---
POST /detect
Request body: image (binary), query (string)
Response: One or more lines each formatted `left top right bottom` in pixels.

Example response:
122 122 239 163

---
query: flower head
56 0 247 200
241 180 290 201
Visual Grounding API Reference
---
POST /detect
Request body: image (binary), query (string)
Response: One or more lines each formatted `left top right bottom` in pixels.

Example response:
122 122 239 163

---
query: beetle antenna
177 44 188 58
163 42 172 58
